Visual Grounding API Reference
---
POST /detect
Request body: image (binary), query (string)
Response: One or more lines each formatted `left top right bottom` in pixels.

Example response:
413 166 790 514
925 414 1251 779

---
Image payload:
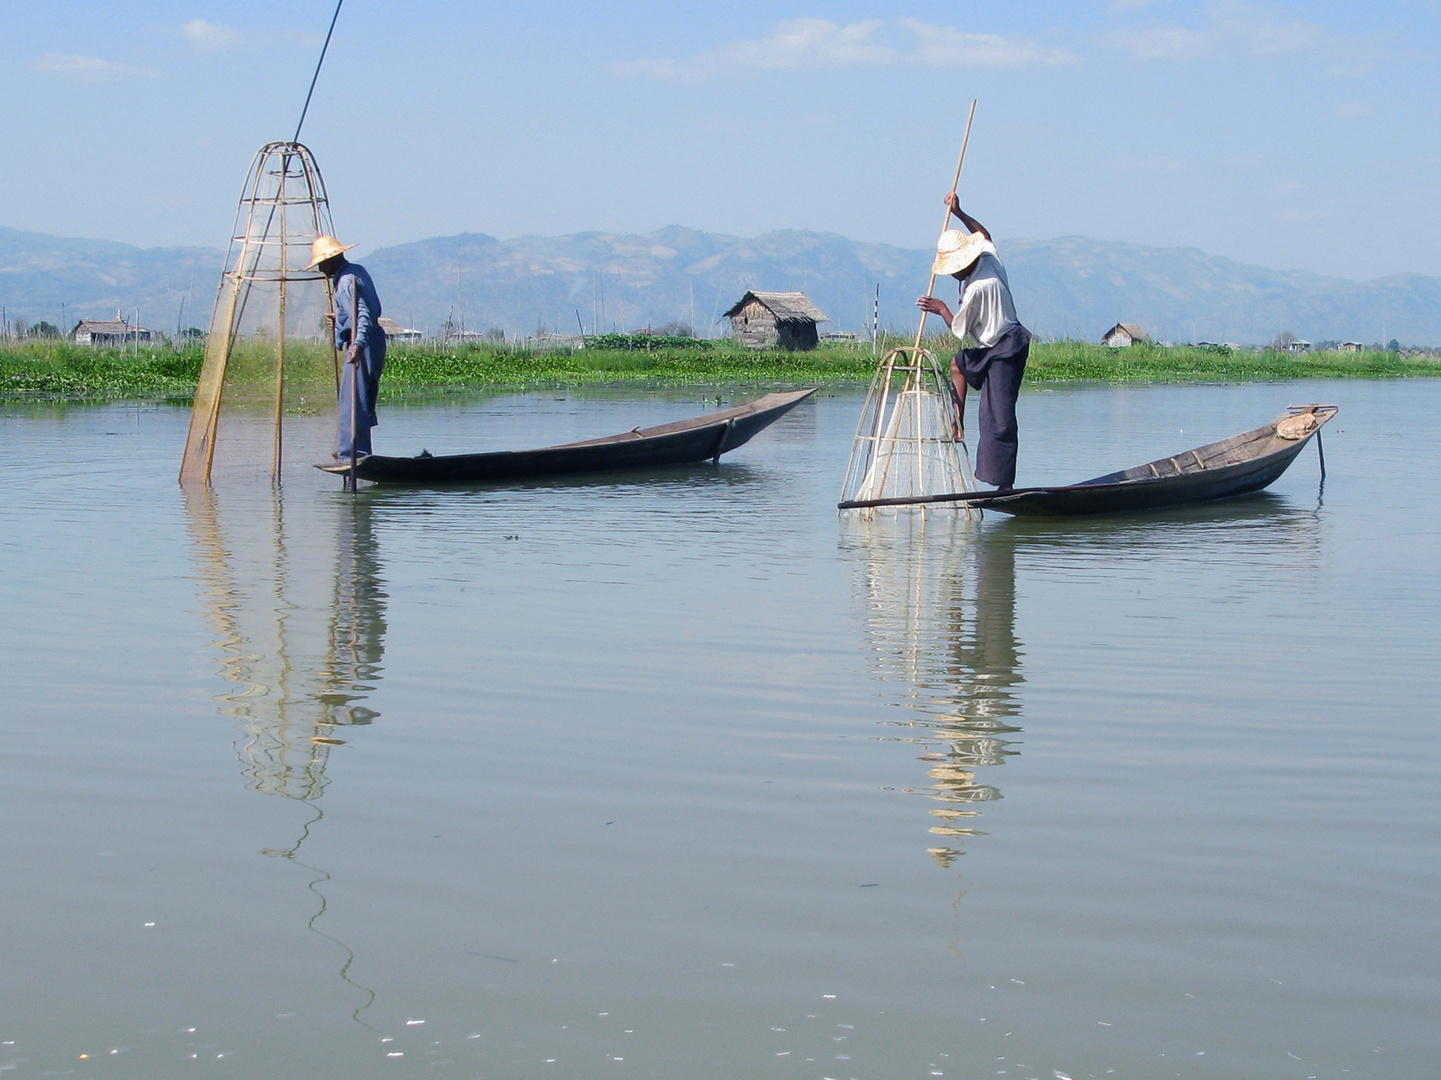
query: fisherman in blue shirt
309 235 386 461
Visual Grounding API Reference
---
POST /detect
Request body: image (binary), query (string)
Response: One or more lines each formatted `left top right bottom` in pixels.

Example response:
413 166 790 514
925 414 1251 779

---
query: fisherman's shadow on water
185 486 389 1021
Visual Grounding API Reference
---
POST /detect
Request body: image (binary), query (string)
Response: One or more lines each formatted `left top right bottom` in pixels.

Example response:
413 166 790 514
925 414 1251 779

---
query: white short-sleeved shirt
949 253 1018 348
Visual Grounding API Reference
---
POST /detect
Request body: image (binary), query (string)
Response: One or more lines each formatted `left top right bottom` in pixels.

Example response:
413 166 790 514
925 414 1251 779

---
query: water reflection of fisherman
951 529 1022 720
850 514 1025 863
909 528 1020 869
916 195 1031 491
186 489 386 1020
324 498 387 730
311 235 386 463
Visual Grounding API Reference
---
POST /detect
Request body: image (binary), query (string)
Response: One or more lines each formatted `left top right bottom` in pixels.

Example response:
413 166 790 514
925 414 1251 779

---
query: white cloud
1105 1 1326 61
901 20 1074 67
715 17 894 70
32 54 160 80
1235 5 1323 54
151 21 317 50
619 18 1074 81
1107 24 1216 61
180 18 244 50
621 19 888 79
1336 102 1371 119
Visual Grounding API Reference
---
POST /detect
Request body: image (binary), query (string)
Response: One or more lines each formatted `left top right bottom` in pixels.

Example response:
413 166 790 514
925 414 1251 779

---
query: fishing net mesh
840 346 976 514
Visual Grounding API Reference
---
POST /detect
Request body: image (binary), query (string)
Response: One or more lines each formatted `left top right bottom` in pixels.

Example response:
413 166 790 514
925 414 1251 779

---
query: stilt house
1101 323 1150 348
723 291 827 350
378 317 423 343
72 316 152 346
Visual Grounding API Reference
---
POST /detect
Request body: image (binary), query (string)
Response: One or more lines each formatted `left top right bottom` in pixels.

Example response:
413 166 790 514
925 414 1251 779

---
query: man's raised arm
944 193 991 241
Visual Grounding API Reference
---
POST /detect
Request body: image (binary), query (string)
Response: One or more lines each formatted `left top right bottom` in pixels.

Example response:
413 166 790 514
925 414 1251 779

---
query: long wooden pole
913 99 977 351
348 281 360 493
274 278 287 482
862 100 979 508
272 155 289 485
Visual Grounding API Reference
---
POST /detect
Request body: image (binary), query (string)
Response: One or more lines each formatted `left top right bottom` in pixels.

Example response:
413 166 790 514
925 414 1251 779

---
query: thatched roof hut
1101 322 1150 348
378 316 423 342
723 291 827 350
72 317 152 346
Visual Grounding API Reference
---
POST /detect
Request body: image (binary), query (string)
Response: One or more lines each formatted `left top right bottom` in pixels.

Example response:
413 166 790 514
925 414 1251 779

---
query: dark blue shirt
332 261 383 349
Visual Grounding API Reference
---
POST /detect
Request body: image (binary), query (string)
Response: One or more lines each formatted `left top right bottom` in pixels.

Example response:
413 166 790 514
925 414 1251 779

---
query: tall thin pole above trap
913 99 977 351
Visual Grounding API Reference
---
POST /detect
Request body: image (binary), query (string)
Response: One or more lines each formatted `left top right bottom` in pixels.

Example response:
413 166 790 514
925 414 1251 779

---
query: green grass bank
2 337 1436 403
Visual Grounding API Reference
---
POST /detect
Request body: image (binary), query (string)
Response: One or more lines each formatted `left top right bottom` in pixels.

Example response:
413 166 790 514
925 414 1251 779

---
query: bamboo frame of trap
839 344 978 520
179 142 340 486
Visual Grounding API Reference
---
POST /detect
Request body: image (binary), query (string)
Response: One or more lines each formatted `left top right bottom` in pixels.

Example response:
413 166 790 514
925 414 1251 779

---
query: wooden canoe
319 388 816 484
839 405 1337 517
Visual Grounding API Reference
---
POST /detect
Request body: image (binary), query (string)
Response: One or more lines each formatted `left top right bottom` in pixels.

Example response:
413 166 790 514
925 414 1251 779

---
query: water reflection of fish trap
180 142 341 486
186 487 385 801
839 345 977 518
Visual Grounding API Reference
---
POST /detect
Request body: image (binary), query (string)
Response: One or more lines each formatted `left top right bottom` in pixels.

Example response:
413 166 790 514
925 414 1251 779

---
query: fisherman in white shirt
917 194 1031 490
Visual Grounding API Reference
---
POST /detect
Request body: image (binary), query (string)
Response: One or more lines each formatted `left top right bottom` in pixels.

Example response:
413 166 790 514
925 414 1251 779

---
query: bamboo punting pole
858 100 985 501
912 99 977 352
347 282 360 493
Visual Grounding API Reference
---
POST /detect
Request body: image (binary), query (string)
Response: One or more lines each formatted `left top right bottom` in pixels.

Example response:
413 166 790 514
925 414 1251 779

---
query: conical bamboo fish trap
179 142 340 486
839 345 977 518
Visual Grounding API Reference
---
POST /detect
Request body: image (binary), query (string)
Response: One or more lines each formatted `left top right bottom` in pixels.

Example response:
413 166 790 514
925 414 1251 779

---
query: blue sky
1 1 1435 279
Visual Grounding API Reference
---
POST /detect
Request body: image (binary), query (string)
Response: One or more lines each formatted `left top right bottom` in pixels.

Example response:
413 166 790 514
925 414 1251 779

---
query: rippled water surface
1 381 1438 1079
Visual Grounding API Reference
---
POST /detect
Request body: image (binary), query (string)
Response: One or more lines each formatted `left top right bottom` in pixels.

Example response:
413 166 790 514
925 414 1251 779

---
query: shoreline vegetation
2 336 1436 403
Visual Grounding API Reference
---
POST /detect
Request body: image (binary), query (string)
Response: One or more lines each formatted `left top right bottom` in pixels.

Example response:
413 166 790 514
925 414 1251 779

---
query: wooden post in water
272 151 290 484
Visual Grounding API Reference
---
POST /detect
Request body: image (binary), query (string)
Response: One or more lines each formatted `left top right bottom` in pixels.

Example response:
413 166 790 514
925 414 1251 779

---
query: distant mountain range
2 223 1437 346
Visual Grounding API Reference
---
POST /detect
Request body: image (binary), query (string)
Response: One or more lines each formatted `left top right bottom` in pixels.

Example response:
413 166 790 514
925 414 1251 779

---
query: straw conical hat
306 235 355 269
932 229 997 276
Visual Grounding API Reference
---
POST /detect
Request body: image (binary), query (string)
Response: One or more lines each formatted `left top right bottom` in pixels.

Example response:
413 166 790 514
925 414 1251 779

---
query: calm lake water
1 380 1437 1080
